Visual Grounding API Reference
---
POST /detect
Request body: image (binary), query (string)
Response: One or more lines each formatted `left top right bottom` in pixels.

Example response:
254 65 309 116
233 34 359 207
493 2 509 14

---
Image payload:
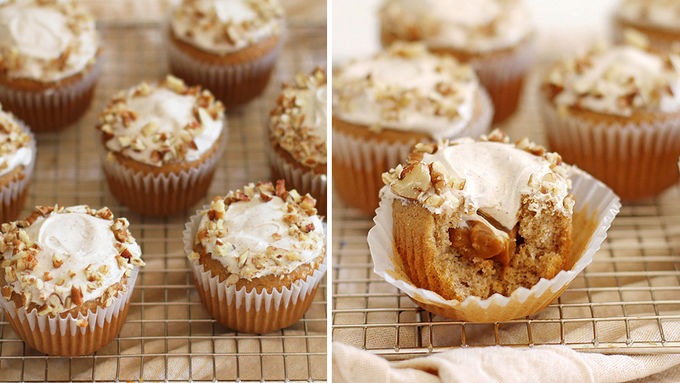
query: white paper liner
367 167 621 322
539 95 680 200
183 206 326 314
102 129 228 216
0 119 36 222
268 147 327 215
0 56 103 132
0 267 138 337
167 27 286 106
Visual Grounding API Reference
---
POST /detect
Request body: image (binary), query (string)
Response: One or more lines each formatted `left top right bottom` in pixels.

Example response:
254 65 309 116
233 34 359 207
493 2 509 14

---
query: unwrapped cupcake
614 0 680 52
333 43 492 214
97 75 227 216
0 0 102 132
0 205 144 356
168 0 285 107
184 181 326 334
269 68 327 215
0 106 35 223
540 42 680 200
379 0 534 122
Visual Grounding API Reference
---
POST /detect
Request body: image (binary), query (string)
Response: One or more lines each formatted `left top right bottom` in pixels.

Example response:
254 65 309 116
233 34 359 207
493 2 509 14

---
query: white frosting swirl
380 0 533 52
0 109 32 177
0 0 99 82
333 45 479 139
618 0 680 32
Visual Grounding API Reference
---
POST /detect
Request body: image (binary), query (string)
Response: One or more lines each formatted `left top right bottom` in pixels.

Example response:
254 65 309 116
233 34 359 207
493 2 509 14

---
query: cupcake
0 205 144 356
379 0 534 123
269 68 327 215
0 106 35 223
184 181 326 334
614 0 680 52
97 75 227 216
540 43 680 200
168 0 285 107
0 0 101 132
333 43 493 214
369 131 620 322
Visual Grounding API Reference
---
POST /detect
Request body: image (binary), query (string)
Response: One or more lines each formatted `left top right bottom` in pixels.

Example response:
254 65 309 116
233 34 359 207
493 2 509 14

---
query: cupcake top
170 0 284 55
0 205 144 316
98 75 226 167
618 0 680 32
270 67 327 168
333 43 480 139
382 130 572 231
380 0 532 52
0 107 32 177
0 0 99 82
544 44 680 117
191 181 325 283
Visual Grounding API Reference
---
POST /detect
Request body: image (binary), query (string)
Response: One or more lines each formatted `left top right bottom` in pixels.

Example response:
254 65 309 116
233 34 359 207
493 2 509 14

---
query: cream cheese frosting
618 0 680 32
545 45 680 116
0 0 99 82
192 181 325 282
270 68 327 168
0 107 32 177
98 75 226 167
0 205 144 316
333 43 480 139
380 0 533 52
170 0 284 55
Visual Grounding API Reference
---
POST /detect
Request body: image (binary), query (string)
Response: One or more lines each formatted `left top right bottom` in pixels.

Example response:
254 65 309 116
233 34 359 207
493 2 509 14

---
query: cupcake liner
539 96 680 200
367 167 621 323
0 120 36 223
332 89 493 214
183 207 326 334
167 28 286 108
269 147 327 216
0 268 139 356
0 57 103 132
102 130 227 216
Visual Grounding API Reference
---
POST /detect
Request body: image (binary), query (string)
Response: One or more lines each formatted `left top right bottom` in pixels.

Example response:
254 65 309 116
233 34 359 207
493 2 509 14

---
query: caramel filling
448 215 518 266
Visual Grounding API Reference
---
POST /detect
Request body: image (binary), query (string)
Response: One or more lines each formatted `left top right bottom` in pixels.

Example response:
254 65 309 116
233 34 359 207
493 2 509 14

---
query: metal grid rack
0 22 327 382
331 70 680 359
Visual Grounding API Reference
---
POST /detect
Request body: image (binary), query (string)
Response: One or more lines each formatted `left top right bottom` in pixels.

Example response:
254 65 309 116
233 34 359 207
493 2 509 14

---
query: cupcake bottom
540 98 680 200
0 269 138 356
269 144 327 215
168 31 284 108
613 18 680 52
332 90 493 215
102 135 225 216
0 56 102 132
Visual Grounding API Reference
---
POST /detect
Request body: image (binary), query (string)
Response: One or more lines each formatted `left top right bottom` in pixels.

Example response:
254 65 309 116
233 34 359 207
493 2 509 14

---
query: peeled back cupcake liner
0 119 36 223
539 96 680 201
367 167 621 323
268 147 327 216
184 206 326 334
332 89 493 215
0 57 103 133
167 28 286 108
0 267 139 356
102 131 227 216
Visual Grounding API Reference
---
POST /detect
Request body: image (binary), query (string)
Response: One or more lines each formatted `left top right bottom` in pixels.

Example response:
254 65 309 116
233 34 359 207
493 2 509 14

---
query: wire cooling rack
0 21 327 382
331 68 680 358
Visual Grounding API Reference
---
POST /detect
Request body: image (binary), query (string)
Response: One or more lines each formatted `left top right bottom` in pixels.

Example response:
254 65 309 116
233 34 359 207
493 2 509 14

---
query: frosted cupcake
97 75 227 216
0 0 101 132
540 43 680 200
614 0 680 52
0 106 34 223
168 0 285 107
269 68 327 215
184 181 326 334
0 205 144 356
379 0 534 122
333 43 493 214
